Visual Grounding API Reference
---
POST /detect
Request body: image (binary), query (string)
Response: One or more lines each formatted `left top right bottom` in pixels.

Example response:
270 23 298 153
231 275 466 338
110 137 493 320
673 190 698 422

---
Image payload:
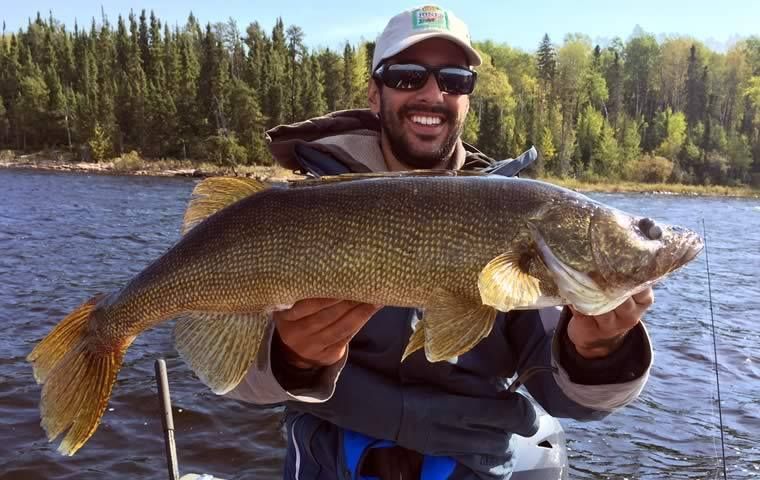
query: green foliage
0 96 9 143
536 34 556 83
655 109 687 161
1 10 759 187
745 76 760 112
536 126 555 175
112 150 144 171
88 122 111 161
726 132 752 180
203 132 247 167
631 155 675 183
462 109 479 146
593 121 621 178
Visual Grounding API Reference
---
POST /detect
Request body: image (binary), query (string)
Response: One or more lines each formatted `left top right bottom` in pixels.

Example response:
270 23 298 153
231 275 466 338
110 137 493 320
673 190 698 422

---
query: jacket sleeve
224 320 347 405
507 306 653 420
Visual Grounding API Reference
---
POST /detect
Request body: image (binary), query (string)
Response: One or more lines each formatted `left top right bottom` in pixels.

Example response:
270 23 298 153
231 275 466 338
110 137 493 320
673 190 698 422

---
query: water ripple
2 171 758 479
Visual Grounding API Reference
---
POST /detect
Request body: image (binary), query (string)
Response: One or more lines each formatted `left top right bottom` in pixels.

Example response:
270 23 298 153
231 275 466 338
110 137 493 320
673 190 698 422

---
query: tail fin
27 295 132 456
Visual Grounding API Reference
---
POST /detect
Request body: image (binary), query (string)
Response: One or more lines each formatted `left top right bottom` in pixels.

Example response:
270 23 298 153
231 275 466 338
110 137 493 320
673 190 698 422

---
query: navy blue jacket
225 110 653 480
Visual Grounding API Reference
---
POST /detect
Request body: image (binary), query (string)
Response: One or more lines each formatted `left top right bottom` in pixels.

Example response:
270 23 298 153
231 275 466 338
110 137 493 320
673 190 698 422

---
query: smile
410 115 443 126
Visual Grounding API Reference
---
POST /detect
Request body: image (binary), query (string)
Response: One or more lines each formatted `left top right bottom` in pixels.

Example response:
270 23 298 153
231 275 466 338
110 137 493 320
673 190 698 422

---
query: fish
27 171 704 456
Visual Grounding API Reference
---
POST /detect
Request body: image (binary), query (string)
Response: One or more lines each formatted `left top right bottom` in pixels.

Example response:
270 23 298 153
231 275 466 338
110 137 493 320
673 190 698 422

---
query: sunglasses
373 63 478 95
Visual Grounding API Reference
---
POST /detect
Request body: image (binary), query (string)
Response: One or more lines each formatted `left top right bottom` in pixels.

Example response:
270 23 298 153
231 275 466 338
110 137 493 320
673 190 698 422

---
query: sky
1 0 758 53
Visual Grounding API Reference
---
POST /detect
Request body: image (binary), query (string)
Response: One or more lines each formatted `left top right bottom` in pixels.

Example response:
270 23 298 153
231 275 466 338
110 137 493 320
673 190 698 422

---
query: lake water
0 169 757 479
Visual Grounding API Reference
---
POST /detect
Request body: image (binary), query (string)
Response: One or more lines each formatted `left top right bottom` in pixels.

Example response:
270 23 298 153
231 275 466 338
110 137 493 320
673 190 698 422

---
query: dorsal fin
290 169 487 187
182 177 273 235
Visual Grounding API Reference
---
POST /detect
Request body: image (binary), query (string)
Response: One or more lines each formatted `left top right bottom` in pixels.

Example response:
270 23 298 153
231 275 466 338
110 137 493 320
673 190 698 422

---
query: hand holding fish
274 299 383 368
567 288 654 359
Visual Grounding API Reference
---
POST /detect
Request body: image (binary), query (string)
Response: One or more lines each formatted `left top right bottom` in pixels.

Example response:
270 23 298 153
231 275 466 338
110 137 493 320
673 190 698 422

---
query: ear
368 79 381 114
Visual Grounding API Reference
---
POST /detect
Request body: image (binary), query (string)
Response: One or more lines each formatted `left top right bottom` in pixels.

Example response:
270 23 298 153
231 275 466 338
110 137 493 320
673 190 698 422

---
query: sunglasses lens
438 68 476 95
383 64 429 90
377 64 476 94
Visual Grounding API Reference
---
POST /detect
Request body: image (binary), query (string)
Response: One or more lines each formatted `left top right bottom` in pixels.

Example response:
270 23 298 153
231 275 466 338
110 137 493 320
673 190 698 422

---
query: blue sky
2 0 758 52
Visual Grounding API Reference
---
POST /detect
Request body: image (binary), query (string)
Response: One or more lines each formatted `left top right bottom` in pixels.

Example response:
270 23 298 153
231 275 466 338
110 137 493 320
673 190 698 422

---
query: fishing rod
156 359 180 480
702 219 727 480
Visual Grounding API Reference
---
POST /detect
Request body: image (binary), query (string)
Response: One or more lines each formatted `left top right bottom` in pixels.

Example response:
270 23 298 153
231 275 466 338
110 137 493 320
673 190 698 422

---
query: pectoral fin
421 290 498 362
401 319 426 362
173 311 270 394
478 250 541 311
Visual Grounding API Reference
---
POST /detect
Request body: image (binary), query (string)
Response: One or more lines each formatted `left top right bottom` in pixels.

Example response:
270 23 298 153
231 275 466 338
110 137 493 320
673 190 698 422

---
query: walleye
28 172 703 456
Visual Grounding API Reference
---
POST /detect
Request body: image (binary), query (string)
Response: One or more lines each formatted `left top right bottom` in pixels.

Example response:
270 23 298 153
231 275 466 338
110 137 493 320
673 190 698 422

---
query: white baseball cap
372 5 482 72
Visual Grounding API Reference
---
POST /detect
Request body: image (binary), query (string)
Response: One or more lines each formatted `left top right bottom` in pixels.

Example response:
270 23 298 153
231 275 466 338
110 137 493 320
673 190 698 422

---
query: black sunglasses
373 63 478 95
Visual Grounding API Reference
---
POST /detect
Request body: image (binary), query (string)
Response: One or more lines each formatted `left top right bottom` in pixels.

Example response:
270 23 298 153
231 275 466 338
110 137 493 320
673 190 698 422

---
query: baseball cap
371 5 482 72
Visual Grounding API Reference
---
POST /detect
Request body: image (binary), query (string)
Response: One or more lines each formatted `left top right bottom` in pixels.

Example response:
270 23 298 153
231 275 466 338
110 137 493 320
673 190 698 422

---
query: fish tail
27 294 132 456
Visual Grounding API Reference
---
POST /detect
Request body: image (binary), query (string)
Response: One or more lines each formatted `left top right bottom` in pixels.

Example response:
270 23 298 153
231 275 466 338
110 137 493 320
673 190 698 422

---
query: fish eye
638 217 662 240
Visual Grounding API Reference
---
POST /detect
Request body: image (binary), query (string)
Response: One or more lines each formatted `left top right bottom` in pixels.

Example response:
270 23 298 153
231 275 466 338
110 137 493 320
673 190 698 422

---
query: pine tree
605 51 624 128
0 95 9 147
243 21 267 94
16 61 50 150
316 48 344 112
175 32 201 157
227 78 268 163
341 43 356 110
301 53 327 119
198 24 230 135
685 44 706 127
286 25 305 122
138 10 150 73
262 19 287 127
536 34 556 84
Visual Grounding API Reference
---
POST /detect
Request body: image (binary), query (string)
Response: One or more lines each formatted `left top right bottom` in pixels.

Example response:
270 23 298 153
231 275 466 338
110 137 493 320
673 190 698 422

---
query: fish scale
27 172 703 456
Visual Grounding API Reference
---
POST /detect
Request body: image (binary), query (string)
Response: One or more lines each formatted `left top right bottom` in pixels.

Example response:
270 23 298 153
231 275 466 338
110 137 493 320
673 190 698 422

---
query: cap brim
375 31 482 71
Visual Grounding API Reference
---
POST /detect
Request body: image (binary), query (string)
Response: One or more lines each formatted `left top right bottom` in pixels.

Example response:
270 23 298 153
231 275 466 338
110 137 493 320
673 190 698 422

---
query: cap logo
411 6 449 31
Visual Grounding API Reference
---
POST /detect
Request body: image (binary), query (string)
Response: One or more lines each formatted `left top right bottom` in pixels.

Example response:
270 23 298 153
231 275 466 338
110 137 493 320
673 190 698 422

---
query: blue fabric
421 456 457 480
343 429 395 480
342 429 456 480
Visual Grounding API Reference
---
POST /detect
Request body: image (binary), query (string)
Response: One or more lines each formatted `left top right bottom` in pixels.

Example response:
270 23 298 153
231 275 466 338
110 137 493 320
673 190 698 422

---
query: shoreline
0 152 300 181
1 155 758 198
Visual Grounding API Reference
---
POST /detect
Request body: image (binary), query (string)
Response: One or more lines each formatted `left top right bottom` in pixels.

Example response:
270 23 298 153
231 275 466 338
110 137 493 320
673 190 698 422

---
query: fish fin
401 320 426 362
478 250 542 311
173 311 270 394
182 177 273 235
26 294 132 456
422 290 498 362
292 169 486 187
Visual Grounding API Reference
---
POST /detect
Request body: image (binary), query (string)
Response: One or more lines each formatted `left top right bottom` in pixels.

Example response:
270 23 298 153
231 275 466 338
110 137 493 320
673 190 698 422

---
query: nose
414 73 445 103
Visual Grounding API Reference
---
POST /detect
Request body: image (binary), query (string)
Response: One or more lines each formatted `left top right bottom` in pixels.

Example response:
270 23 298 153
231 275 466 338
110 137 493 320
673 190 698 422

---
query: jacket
225 109 653 479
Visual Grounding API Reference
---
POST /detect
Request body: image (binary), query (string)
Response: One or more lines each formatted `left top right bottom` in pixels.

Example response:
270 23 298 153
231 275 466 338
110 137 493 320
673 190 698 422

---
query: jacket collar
266 109 467 173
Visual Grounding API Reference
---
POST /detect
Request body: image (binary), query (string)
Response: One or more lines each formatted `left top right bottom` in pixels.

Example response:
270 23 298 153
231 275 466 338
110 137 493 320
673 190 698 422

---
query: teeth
411 115 442 126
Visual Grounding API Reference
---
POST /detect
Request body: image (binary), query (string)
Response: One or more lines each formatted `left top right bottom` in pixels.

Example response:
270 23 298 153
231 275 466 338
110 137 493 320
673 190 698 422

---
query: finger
311 345 348 367
296 304 382 365
278 301 361 339
275 298 344 322
632 287 654 307
568 306 602 329
319 303 383 349
613 290 653 328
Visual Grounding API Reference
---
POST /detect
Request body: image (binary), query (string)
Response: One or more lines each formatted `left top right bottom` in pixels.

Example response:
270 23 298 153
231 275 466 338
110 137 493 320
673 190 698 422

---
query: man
227 5 653 479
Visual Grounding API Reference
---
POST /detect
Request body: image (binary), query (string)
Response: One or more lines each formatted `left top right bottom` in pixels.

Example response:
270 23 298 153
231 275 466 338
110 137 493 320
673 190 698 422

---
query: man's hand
567 287 654 359
274 299 382 369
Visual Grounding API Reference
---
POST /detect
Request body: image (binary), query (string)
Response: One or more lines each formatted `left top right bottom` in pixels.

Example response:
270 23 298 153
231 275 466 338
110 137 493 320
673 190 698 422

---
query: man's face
369 38 471 169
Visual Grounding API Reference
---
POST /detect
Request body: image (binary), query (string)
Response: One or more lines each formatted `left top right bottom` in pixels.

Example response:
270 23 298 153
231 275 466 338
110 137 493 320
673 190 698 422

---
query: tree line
1 11 759 186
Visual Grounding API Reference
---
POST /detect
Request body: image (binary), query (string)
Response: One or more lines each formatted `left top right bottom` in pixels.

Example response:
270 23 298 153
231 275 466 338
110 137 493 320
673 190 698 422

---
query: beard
379 96 465 169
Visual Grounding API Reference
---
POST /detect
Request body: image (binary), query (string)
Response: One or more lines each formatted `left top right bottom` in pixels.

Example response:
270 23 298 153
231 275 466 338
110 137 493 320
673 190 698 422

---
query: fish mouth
666 227 704 273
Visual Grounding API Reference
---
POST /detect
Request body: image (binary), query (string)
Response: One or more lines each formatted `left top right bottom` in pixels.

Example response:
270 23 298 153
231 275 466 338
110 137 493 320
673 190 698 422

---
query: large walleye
28 171 703 455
